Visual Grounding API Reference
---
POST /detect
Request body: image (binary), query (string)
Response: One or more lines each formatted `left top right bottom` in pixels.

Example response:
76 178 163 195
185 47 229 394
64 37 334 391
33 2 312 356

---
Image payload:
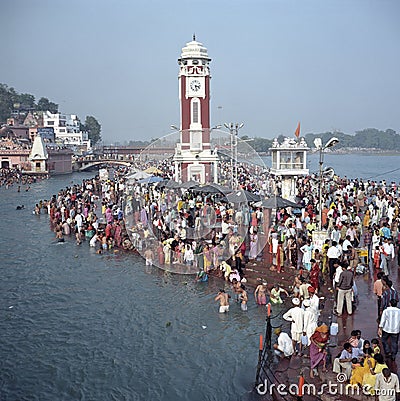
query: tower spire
193 33 196 41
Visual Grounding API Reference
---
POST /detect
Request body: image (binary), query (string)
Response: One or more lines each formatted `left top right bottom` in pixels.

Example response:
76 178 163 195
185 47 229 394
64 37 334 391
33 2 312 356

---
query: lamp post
314 137 339 230
224 122 244 189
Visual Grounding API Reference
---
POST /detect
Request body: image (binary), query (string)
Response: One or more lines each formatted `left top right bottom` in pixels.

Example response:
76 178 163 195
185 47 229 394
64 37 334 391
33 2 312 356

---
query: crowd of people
259 175 400 399
21 151 400 399
0 167 46 188
34 171 130 252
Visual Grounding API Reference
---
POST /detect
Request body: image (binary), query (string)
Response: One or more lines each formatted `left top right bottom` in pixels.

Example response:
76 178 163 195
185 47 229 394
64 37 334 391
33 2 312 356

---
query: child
371 338 381 356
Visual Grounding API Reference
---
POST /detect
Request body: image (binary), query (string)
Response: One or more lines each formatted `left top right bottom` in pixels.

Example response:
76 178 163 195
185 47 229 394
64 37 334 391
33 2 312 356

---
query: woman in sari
310 259 320 292
309 324 330 378
362 353 388 395
350 348 374 386
363 209 371 228
276 240 285 273
249 231 259 261
203 245 212 273
287 236 297 269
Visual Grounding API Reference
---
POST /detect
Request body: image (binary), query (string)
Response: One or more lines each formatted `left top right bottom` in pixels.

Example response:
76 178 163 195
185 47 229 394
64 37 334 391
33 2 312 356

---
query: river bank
3 160 400 401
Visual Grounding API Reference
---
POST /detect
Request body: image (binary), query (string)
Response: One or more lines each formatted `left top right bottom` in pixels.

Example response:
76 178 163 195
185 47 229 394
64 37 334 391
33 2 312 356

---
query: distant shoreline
258 150 400 157
329 150 400 156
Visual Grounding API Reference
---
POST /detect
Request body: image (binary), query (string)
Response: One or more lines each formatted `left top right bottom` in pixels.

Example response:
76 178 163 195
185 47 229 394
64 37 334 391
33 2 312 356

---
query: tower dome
179 35 211 62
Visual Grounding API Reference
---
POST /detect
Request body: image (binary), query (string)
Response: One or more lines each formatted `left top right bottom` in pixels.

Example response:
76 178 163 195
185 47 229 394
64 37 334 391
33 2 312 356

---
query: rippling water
0 173 268 401
3 153 397 400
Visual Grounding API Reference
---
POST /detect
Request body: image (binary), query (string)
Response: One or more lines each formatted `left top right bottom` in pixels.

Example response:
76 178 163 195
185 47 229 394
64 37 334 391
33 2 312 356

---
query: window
272 152 277 169
280 152 291 169
191 131 202 151
191 98 201 125
294 152 304 169
192 101 199 123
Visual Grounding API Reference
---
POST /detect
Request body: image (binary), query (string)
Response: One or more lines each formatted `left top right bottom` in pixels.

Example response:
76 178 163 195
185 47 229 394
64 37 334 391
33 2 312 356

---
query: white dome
180 38 210 60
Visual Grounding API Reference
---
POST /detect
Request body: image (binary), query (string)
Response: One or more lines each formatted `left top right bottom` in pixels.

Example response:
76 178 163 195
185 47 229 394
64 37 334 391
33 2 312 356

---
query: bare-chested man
239 286 248 311
231 278 242 303
144 248 154 266
254 282 269 305
215 289 230 313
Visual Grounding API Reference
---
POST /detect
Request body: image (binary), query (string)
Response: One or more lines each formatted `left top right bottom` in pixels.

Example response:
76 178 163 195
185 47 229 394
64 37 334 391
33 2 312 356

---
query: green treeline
0 83 59 118
0 83 101 145
240 130 400 153
303 129 400 151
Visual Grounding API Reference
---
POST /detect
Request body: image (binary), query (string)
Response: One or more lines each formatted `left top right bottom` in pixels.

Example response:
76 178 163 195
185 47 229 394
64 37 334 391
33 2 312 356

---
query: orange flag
294 122 300 138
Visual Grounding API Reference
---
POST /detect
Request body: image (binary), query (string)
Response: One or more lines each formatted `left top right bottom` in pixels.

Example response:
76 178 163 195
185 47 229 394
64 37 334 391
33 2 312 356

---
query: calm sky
1 0 399 143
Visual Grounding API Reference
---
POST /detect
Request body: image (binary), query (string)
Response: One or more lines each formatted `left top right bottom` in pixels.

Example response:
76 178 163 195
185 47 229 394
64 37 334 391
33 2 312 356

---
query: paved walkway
254 255 400 401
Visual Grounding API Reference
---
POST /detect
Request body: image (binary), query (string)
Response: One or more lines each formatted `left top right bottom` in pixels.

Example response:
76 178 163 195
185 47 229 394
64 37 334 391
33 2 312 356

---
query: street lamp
314 137 339 230
171 124 221 132
224 122 244 189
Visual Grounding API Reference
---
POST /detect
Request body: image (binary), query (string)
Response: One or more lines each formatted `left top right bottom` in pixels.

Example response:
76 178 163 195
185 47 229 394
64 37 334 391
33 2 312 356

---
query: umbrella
257 196 300 209
193 183 232 194
225 190 261 203
130 171 151 180
125 169 140 179
181 180 199 189
165 179 181 189
243 190 262 202
138 176 164 184
144 166 163 174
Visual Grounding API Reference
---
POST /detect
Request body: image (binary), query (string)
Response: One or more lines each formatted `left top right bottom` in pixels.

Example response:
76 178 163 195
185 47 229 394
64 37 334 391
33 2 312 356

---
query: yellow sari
362 362 388 395
363 210 370 227
350 357 375 386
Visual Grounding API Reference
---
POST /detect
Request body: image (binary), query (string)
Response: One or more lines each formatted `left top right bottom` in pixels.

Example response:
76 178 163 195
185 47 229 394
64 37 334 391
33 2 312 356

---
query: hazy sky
1 0 399 143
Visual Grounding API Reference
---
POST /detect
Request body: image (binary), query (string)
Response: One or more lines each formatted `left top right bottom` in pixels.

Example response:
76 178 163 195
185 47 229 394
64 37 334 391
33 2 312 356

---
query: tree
83 116 101 145
17 93 36 110
37 97 58 113
0 84 14 122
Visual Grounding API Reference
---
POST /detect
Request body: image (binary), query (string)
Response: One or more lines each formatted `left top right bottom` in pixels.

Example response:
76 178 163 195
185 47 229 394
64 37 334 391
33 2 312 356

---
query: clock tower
173 36 218 184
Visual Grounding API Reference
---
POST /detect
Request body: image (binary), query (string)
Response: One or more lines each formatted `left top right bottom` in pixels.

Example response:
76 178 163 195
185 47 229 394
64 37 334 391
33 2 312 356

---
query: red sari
310 330 329 369
310 262 320 291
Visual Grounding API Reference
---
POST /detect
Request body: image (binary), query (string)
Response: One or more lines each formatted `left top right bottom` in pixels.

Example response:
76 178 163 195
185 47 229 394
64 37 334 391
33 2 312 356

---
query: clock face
190 79 201 92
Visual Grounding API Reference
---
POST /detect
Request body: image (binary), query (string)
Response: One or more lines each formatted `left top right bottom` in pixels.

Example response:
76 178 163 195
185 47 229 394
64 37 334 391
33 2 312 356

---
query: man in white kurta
375 368 400 401
273 328 294 358
302 299 318 346
282 297 304 353
308 287 320 320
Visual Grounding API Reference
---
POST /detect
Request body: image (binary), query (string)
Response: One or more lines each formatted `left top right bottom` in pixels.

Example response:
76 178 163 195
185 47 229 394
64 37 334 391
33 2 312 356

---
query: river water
263 153 400 183
1 153 400 401
0 173 268 401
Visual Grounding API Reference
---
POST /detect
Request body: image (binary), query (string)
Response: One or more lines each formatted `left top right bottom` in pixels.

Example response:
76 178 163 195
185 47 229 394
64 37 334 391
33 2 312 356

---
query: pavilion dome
180 36 210 60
